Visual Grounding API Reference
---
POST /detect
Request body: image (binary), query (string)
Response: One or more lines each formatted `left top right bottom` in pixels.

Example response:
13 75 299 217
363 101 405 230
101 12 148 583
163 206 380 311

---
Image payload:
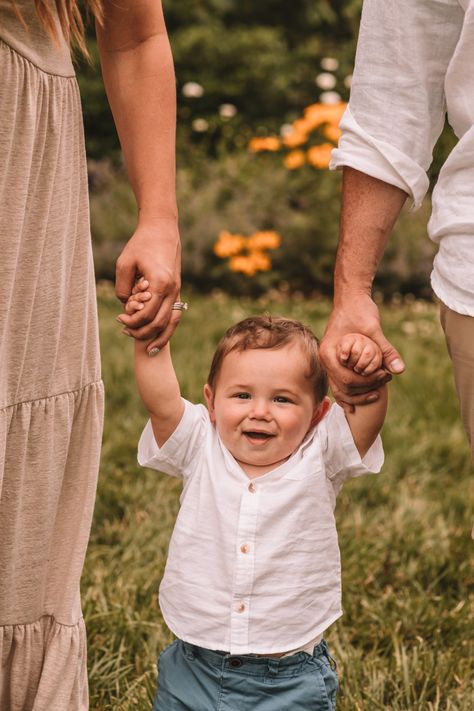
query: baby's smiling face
203 343 329 478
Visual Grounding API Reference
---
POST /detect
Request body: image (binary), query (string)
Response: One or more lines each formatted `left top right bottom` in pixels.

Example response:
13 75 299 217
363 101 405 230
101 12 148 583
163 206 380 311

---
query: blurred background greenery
79 4 474 708
85 287 474 710
79 0 457 298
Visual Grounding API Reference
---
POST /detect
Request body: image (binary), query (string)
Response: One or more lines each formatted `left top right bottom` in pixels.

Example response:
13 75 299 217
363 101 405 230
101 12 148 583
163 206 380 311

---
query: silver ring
172 301 188 311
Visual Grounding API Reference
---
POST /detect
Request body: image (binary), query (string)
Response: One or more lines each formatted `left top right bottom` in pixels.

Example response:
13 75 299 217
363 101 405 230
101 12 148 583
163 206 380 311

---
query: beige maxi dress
0 1 104 709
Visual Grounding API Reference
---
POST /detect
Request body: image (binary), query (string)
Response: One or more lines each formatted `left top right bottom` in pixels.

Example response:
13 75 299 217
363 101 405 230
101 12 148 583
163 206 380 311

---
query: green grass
84 285 474 710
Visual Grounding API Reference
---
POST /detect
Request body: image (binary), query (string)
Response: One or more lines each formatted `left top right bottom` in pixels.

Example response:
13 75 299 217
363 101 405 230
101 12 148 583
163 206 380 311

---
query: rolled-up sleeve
330 0 463 209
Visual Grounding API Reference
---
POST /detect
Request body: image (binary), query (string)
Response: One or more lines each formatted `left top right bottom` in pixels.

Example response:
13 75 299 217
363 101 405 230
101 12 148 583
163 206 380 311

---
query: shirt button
248 482 256 493
240 544 249 554
235 602 246 613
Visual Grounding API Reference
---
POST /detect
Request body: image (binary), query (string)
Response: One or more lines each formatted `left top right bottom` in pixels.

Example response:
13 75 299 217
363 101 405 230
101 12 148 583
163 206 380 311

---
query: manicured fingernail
389 358 404 373
136 303 144 310
354 367 361 374
122 328 132 336
148 347 161 357
367 394 378 402
116 317 125 324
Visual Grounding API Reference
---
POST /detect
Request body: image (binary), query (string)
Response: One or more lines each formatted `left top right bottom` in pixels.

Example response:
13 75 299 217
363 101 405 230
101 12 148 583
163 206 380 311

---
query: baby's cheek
286 417 308 443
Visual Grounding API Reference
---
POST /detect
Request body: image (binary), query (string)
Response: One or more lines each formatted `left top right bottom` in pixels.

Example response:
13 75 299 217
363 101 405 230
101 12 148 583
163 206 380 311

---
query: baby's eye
274 396 291 403
234 392 250 399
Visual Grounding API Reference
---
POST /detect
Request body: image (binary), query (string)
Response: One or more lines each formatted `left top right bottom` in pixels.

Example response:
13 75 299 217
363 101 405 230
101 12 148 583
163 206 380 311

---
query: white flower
219 103 237 119
192 118 209 132
280 123 293 137
315 73 337 90
320 91 341 105
182 82 204 98
321 57 339 71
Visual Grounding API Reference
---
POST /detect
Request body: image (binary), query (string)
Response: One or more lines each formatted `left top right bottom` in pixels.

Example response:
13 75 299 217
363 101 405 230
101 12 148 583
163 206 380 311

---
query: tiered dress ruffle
0 2 103 709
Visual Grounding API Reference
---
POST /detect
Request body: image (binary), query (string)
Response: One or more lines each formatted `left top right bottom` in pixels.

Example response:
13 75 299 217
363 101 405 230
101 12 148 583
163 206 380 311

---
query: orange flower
282 130 308 149
248 136 281 153
323 124 342 144
284 150 306 170
247 231 281 251
249 251 272 272
229 255 257 276
304 102 346 126
215 229 281 276
306 143 333 169
214 230 247 258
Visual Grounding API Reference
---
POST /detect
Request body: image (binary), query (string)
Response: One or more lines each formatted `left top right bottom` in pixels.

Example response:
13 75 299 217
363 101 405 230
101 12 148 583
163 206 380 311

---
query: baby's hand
337 333 383 376
125 277 153 315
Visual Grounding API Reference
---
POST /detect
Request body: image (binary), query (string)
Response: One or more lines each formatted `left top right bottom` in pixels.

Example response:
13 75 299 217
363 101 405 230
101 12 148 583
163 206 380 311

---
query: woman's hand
115 217 182 351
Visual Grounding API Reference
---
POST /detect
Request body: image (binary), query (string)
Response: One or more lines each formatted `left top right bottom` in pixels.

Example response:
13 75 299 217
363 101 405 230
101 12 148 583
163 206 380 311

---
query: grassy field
83 285 474 710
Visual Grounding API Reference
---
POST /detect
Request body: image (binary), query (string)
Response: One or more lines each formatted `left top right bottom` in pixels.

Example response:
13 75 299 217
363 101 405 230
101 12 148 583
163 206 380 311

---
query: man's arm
323 0 463 406
135 341 184 447
320 168 407 406
97 0 180 350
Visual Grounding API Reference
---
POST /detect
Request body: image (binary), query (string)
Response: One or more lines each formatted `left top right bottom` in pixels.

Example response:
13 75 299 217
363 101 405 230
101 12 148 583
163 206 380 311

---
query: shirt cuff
329 106 429 210
331 403 384 479
137 399 196 474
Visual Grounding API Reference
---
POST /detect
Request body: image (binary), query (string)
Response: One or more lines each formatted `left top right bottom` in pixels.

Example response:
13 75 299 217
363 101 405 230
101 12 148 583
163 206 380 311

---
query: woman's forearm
97 1 177 222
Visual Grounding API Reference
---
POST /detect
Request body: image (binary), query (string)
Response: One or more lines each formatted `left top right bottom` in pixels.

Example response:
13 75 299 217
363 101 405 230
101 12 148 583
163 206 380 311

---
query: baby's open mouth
243 431 274 441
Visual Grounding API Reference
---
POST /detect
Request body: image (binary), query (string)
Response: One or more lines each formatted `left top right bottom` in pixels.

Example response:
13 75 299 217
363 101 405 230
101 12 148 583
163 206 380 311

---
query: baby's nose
250 399 271 418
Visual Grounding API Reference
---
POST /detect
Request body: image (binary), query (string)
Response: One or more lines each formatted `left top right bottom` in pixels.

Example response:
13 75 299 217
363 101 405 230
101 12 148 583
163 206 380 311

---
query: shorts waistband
180 639 330 673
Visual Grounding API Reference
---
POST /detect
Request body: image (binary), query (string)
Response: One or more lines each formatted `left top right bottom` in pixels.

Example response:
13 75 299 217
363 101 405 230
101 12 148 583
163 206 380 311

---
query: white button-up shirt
138 400 383 655
330 0 474 316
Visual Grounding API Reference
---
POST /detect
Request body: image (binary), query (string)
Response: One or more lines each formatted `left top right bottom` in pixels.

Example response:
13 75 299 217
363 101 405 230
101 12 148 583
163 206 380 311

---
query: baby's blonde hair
207 315 328 403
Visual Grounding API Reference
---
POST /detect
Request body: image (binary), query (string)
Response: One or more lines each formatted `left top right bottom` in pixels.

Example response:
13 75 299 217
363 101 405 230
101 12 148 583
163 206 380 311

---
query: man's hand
115 218 182 352
320 293 405 408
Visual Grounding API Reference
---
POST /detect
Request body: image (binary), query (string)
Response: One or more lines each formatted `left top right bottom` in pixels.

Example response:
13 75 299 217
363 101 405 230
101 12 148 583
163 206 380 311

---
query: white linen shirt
330 0 474 316
138 400 384 655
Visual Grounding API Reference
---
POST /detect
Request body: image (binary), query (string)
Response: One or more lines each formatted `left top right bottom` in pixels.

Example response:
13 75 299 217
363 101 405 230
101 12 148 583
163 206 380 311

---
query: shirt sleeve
319 404 384 493
137 399 209 479
330 0 464 209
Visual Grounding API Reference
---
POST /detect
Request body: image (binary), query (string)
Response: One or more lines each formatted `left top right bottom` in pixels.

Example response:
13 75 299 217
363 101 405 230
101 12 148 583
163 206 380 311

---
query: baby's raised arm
337 333 388 458
129 280 184 447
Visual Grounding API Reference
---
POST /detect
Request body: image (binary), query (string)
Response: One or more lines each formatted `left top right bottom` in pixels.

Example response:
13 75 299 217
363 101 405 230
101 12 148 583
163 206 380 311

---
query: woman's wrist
137 210 178 226
134 215 180 243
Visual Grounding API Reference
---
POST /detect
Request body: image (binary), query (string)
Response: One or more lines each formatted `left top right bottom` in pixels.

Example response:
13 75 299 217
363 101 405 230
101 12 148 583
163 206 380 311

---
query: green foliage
84 289 474 709
79 0 360 159
81 0 458 298
90 152 435 298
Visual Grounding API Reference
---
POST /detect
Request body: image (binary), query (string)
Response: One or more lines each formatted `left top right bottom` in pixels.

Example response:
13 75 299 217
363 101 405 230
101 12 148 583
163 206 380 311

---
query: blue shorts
153 639 338 710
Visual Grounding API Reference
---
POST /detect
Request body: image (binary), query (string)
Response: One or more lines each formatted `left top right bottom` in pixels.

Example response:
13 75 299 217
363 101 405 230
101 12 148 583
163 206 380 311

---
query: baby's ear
310 396 330 429
203 384 216 424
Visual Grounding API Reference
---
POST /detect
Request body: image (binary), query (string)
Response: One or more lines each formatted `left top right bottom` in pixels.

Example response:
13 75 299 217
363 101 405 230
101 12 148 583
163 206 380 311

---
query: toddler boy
128 281 387 710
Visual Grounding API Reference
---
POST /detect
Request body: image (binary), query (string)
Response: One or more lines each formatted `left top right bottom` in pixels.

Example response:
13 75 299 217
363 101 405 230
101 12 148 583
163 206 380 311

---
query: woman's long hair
11 0 103 57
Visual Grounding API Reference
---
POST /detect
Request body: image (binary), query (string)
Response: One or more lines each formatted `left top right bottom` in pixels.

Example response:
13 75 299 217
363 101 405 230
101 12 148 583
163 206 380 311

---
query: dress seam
0 36 76 79
0 379 103 413
0 614 85 630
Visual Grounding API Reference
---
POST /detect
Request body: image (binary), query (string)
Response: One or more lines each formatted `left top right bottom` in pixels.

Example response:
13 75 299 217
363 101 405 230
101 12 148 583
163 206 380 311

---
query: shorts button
229 657 243 667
